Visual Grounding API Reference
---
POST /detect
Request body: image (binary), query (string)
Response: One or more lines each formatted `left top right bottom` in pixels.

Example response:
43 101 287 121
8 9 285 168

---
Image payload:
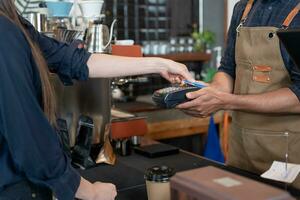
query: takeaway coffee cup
144 165 175 200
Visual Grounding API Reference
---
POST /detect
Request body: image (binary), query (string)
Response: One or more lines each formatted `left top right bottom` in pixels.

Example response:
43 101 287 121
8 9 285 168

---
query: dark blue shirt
0 16 91 199
219 0 300 99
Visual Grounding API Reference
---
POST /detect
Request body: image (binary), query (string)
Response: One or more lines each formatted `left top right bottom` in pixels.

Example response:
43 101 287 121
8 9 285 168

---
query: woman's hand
76 178 117 200
157 58 194 83
91 182 117 200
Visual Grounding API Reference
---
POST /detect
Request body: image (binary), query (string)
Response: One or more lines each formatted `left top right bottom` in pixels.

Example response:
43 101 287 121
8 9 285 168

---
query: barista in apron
178 0 300 189
229 0 300 188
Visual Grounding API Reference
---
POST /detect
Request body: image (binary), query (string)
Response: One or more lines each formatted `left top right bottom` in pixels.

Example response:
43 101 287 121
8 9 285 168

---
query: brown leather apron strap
241 0 255 23
282 2 300 28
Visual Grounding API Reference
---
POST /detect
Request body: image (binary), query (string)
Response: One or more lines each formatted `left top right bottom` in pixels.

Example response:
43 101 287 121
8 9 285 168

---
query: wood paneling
146 112 223 140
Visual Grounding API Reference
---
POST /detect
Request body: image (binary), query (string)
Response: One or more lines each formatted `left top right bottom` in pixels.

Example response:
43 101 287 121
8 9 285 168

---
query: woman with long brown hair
0 0 193 199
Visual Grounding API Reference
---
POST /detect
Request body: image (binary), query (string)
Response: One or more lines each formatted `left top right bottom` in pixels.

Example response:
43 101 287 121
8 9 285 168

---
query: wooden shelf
146 52 212 62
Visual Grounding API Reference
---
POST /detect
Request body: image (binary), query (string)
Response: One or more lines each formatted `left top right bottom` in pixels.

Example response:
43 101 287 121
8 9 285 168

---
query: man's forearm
212 72 300 113
177 74 300 116
211 72 234 93
226 88 300 114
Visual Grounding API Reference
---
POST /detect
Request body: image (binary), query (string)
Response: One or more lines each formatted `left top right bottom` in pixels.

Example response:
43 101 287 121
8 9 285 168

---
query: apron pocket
235 59 252 95
235 59 276 95
242 128 300 173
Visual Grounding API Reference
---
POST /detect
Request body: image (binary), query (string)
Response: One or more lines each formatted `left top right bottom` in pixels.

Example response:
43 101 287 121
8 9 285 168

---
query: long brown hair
0 0 56 124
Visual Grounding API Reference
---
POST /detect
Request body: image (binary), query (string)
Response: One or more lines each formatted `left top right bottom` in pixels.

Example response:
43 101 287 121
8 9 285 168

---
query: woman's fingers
161 59 194 82
176 64 194 81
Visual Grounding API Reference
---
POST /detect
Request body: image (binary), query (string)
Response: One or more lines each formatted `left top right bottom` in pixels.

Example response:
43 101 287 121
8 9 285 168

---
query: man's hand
177 86 232 117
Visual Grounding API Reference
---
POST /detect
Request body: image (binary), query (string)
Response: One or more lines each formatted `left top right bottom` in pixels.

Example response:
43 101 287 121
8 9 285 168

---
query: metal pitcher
84 19 117 54
27 12 47 32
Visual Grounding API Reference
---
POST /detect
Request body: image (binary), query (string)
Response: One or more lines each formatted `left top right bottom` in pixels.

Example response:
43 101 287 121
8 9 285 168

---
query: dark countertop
78 148 300 200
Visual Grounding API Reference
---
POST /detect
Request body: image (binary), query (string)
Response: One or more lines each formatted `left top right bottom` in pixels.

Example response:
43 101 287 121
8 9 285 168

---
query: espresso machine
52 18 118 167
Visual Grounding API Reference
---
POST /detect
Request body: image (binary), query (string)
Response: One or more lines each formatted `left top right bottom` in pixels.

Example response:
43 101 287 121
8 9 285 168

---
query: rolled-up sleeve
283 17 300 101
21 17 91 85
218 2 246 79
0 17 80 199
287 58 300 101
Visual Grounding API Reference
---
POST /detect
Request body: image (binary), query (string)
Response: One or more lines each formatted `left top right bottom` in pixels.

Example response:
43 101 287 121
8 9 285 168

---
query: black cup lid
144 165 175 182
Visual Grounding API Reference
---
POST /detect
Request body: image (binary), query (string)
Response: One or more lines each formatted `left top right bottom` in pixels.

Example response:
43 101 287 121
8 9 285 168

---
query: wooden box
111 109 147 140
112 45 142 57
170 166 295 200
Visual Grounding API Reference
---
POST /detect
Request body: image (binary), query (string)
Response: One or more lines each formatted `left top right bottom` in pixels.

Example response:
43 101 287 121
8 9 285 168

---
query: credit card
182 80 207 89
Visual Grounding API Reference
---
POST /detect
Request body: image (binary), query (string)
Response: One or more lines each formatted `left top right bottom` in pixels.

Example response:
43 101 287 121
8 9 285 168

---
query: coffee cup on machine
144 165 175 200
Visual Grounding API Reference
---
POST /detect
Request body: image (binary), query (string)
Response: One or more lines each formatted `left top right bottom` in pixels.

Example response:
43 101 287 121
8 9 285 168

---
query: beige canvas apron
227 0 300 189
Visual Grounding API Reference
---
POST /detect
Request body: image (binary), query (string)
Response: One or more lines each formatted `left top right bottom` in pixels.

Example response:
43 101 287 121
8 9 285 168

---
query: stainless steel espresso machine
52 18 117 168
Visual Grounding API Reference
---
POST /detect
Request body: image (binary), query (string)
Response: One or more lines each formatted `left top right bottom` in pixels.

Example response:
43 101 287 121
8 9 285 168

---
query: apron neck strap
282 2 300 28
241 0 255 23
